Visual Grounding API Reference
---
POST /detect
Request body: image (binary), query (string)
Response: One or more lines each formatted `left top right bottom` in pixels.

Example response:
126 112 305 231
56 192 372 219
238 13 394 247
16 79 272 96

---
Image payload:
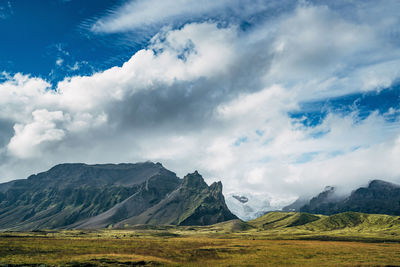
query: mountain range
0 162 236 231
284 180 400 216
1 162 400 231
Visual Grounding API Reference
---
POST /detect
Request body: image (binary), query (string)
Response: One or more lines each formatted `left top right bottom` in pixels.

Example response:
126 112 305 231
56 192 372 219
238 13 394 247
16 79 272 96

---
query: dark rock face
300 186 345 215
0 163 236 230
112 171 237 227
70 171 182 229
336 180 400 215
299 180 400 216
282 197 310 212
178 175 238 226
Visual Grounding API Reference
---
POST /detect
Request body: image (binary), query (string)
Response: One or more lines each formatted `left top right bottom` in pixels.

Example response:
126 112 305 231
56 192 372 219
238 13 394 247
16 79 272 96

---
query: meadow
1 212 400 266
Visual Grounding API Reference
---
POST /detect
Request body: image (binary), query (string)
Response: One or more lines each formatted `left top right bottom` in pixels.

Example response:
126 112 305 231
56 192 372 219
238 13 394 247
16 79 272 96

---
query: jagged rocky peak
103 170 237 227
182 170 208 189
181 171 224 198
209 181 223 192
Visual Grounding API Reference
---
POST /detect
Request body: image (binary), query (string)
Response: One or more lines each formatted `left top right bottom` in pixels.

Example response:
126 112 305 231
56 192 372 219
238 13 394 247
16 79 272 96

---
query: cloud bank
1 1 400 204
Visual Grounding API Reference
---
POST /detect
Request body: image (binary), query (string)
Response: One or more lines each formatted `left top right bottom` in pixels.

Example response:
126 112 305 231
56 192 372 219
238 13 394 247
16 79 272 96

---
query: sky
1 0 400 204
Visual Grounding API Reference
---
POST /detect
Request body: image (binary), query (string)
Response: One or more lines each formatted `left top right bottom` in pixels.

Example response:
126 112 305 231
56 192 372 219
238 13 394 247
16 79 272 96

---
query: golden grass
1 230 400 266
2 212 400 266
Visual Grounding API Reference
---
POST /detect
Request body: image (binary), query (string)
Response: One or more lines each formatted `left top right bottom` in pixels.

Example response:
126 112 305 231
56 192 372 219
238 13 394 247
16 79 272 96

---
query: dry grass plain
1 229 400 266
1 212 400 266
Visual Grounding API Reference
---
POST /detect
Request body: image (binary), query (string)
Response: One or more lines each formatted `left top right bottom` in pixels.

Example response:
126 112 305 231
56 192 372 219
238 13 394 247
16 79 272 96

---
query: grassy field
1 212 400 266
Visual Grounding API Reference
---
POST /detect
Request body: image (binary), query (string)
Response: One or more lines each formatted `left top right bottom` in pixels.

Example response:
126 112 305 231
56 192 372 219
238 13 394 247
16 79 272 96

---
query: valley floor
1 229 400 266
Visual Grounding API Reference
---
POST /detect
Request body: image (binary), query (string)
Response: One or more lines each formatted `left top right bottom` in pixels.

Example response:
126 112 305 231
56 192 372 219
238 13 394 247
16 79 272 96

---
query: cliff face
0 163 236 230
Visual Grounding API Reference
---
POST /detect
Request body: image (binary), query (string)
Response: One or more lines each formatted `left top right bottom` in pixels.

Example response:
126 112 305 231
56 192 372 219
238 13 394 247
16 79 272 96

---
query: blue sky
0 0 135 82
1 0 400 203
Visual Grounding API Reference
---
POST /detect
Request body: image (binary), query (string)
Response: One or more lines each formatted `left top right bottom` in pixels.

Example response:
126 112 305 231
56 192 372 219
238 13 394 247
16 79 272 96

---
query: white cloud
91 0 231 33
1 2 400 207
0 73 53 121
269 5 374 80
0 22 236 159
8 109 66 158
89 0 298 34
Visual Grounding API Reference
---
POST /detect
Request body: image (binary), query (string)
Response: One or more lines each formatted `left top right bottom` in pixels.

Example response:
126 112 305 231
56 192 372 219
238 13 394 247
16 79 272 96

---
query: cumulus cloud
1 2 400 206
8 110 66 158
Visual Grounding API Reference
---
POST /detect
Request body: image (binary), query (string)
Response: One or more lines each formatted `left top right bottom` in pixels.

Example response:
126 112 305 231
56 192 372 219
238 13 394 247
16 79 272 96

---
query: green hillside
248 211 321 229
103 211 400 242
242 211 400 242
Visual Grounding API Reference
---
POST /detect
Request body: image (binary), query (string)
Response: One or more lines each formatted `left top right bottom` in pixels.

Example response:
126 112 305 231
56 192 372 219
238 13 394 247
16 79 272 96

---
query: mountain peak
323 186 335 192
182 171 208 190
109 171 236 227
368 179 399 189
209 181 223 194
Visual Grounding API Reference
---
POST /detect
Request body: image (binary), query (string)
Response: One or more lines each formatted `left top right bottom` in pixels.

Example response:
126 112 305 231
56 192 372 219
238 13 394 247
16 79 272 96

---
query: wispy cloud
90 0 233 33
90 0 295 33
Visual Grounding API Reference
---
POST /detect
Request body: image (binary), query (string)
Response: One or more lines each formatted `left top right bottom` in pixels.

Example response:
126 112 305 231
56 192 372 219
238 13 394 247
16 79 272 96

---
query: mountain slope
69 170 181 229
0 163 236 230
299 186 344 215
0 162 180 230
113 171 237 227
337 180 400 215
248 212 321 230
300 180 400 215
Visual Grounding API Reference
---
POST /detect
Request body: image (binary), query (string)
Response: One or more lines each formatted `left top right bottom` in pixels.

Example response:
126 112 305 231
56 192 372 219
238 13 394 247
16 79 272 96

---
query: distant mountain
0 163 236 230
299 186 345 214
282 196 310 212
299 180 400 215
